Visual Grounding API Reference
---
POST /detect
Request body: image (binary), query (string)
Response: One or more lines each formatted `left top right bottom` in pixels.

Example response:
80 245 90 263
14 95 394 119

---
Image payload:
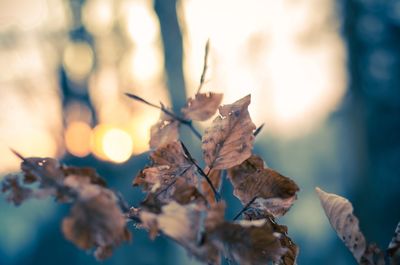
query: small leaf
1 174 33 205
228 155 299 218
181 92 223 121
316 187 367 262
133 141 197 203
150 112 180 149
202 95 256 169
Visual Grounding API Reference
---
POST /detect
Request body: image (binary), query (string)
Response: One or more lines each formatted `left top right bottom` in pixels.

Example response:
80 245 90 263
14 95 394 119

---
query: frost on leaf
181 92 223 121
209 218 286 265
150 112 180 149
133 141 197 203
316 187 367 262
202 94 256 169
201 167 222 205
140 200 220 265
228 155 299 218
62 178 130 260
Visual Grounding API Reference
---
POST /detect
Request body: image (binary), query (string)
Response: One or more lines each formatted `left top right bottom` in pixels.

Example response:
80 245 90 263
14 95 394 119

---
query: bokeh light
63 41 94 81
64 121 92 157
102 128 133 163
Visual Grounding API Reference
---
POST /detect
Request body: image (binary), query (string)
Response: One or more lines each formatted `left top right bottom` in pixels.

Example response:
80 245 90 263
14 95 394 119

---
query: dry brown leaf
181 92 223 121
316 187 367 262
209 218 286 265
201 167 222 205
388 222 400 256
150 112 180 149
1 174 33 205
202 94 256 170
228 155 299 218
133 141 197 203
62 179 130 260
360 243 385 265
140 201 220 265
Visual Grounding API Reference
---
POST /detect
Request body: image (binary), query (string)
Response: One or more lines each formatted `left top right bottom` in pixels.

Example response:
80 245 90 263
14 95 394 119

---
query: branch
232 196 257 220
253 123 265 137
125 93 202 140
179 141 221 202
197 40 210 94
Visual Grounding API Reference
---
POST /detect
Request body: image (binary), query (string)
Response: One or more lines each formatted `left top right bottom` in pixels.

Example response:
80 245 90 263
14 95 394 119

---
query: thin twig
232 196 257 220
253 123 265 137
196 39 210 94
179 141 221 201
125 92 202 140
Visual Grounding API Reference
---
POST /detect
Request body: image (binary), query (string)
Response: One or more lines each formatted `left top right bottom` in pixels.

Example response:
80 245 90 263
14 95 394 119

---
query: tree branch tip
10 148 25 161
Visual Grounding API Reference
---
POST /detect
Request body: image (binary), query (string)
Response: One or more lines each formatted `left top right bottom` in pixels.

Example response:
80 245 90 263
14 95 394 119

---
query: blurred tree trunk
342 0 400 246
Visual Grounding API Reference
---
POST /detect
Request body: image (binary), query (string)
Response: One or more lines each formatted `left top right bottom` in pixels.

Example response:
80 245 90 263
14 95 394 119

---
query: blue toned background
0 0 399 264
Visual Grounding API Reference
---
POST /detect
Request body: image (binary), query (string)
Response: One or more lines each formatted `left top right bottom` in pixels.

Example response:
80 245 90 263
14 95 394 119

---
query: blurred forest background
0 0 399 264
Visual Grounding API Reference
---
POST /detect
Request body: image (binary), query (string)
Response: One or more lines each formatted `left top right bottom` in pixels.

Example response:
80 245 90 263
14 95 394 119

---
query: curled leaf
150 112 180 149
182 92 223 121
228 155 299 218
202 95 256 169
316 187 367 262
62 181 130 260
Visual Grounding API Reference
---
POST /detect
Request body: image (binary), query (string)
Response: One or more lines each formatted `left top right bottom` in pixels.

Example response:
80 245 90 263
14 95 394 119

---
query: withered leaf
387 221 400 262
181 92 223 121
140 201 220 265
202 95 256 169
150 112 180 149
316 187 367 262
133 141 197 203
209 219 286 265
201 167 222 205
62 178 130 260
228 155 299 218
1 174 33 206
360 243 385 265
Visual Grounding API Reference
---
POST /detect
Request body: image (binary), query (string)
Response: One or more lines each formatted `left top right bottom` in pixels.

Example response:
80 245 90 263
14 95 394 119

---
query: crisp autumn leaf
202 95 256 170
316 187 367 263
140 200 220 265
181 92 223 121
150 112 180 149
62 176 130 260
209 219 286 265
201 167 222 205
228 155 299 218
133 141 197 203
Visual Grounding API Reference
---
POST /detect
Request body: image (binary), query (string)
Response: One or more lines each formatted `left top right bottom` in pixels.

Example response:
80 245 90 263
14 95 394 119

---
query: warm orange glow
64 121 92 157
128 113 158 154
180 0 346 137
102 128 133 163
91 124 133 163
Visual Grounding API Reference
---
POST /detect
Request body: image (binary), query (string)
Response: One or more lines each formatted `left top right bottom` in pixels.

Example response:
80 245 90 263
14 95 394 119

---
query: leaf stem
232 196 257 220
125 93 202 140
179 141 221 202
